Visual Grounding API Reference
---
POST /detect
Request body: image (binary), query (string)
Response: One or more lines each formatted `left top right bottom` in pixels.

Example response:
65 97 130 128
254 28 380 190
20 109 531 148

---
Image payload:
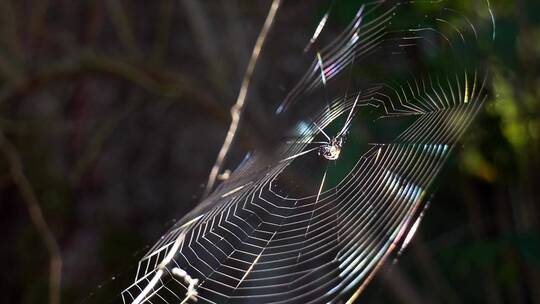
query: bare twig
220 0 249 72
0 0 23 79
152 0 174 64
0 131 62 304
181 0 229 94
463 183 503 304
70 98 138 184
379 264 427 304
104 0 139 58
28 0 50 46
81 1 106 47
203 0 281 198
0 52 225 123
0 0 22 56
412 238 462 304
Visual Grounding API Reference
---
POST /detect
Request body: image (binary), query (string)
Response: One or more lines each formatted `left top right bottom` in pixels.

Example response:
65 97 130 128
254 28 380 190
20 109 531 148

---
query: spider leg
337 92 360 138
313 121 331 141
280 145 321 162
285 140 328 145
317 52 327 86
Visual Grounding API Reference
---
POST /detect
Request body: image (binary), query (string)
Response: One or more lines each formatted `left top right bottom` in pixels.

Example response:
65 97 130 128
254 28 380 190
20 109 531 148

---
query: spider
283 94 359 163
315 93 359 161
319 135 344 160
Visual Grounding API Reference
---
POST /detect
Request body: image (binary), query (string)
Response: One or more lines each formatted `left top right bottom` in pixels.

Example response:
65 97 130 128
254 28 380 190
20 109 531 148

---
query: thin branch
0 52 226 123
379 263 427 304
203 0 281 198
220 0 249 72
0 0 23 79
0 0 22 56
104 0 139 58
412 238 462 304
70 98 138 184
181 0 229 95
151 0 174 64
0 131 62 304
28 0 50 47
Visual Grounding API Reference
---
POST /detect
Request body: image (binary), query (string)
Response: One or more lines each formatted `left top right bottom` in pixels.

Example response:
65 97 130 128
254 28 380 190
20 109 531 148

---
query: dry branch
0 131 62 304
203 0 282 198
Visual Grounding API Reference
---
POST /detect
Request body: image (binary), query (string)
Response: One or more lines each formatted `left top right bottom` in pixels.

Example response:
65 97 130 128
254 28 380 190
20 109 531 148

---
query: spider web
119 1 493 303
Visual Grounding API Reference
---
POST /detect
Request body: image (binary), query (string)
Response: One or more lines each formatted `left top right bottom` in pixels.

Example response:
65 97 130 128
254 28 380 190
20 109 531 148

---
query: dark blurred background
0 0 538 303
